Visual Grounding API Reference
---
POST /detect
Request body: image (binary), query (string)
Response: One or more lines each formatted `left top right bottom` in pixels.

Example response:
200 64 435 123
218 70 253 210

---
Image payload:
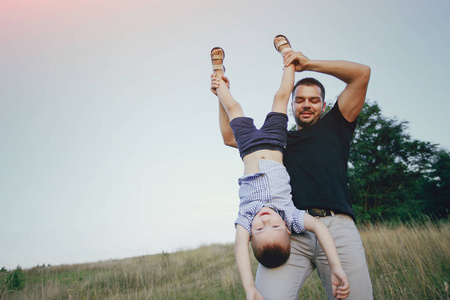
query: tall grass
1 220 448 299
362 220 449 299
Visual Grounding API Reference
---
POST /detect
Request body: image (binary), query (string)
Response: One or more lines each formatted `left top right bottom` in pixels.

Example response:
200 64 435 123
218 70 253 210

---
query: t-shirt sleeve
235 215 252 235
291 209 306 233
332 101 357 131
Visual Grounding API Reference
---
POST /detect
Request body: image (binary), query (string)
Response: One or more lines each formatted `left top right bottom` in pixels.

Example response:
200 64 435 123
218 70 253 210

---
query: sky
1 0 449 269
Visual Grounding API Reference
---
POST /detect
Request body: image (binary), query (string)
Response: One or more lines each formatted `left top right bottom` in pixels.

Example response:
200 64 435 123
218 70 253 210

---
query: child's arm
235 225 264 300
304 213 351 299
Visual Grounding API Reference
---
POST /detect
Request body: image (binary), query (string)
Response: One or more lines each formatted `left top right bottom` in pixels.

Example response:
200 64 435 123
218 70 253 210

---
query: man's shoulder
322 101 358 132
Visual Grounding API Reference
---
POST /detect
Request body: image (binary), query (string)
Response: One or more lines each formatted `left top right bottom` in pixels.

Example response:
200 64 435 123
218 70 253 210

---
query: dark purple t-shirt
284 102 357 220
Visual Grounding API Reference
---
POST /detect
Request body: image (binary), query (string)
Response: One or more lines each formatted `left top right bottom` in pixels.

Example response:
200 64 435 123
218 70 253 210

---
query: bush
0 266 25 292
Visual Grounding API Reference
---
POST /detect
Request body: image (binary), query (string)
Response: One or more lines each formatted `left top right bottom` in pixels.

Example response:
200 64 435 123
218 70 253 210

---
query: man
254 50 373 299
211 47 373 299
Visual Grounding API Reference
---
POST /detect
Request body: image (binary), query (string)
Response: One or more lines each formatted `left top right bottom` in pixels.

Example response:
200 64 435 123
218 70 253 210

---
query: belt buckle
308 208 327 218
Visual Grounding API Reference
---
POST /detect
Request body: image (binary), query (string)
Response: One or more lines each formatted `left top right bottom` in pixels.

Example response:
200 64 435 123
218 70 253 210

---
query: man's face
291 85 326 129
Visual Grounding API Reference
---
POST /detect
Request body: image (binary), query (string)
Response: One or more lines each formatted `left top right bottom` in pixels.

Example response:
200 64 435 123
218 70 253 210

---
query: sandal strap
212 64 224 71
280 47 292 55
274 35 292 54
211 47 225 72
211 54 223 60
275 39 288 49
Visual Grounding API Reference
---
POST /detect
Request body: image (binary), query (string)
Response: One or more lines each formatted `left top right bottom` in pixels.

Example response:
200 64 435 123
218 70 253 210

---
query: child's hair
251 240 291 268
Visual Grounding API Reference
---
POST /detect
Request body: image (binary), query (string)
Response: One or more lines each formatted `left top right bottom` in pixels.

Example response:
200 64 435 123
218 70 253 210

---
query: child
210 35 350 300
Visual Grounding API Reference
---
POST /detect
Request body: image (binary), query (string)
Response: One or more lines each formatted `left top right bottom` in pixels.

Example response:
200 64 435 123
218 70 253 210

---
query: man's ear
322 101 327 112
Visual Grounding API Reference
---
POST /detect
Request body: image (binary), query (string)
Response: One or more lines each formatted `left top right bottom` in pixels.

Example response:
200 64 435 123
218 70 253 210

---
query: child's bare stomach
242 149 284 175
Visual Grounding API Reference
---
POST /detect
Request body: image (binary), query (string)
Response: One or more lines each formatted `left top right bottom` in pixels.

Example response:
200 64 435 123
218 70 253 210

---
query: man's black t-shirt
284 102 357 220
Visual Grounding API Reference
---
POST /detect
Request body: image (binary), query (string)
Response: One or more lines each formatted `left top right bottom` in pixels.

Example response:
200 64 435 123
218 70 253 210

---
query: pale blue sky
1 0 449 269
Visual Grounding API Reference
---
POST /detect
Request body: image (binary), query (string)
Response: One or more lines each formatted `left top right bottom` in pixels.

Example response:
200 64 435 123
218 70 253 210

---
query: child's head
250 207 291 268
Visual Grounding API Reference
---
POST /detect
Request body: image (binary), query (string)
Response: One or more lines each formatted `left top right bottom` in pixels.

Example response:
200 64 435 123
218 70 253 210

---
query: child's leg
211 47 244 120
272 36 295 114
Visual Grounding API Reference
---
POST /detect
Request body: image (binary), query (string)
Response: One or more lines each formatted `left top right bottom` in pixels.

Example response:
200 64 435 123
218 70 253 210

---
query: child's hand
245 286 264 300
210 73 230 96
331 267 350 299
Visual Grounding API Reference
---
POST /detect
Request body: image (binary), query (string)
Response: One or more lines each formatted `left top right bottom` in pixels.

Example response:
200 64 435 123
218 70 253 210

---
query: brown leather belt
306 208 336 218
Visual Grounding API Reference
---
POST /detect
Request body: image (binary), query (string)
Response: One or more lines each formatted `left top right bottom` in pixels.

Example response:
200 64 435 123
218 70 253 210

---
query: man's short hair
292 77 326 101
251 241 291 268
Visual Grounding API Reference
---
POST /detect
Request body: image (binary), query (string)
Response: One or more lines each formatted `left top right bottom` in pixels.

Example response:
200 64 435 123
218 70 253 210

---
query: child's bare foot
211 47 225 77
274 35 292 55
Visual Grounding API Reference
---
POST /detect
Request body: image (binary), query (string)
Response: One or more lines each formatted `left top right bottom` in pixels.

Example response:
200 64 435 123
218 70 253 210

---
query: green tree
420 150 450 218
347 100 443 221
0 266 25 293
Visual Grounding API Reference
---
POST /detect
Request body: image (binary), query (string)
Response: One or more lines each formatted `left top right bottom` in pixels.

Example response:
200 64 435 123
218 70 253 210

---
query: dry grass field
1 220 449 299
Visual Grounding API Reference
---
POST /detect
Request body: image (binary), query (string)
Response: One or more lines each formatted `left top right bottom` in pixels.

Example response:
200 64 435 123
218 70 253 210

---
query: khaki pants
255 214 373 300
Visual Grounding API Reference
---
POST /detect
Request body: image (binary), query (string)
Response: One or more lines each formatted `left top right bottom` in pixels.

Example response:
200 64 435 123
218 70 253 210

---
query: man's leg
315 215 373 300
255 231 316 300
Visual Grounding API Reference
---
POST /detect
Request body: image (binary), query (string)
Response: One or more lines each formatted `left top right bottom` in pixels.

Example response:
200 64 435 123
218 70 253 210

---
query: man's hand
331 267 350 299
210 73 230 96
283 50 310 72
245 286 264 300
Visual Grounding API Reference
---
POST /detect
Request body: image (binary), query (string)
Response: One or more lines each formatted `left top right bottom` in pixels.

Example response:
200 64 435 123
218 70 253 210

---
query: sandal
273 35 292 54
211 47 225 72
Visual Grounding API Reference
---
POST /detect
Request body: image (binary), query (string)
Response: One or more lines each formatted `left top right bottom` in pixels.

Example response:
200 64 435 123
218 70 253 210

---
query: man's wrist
302 58 312 71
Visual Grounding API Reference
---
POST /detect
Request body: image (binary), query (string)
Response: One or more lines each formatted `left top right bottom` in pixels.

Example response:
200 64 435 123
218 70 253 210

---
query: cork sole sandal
210 47 226 72
273 35 292 55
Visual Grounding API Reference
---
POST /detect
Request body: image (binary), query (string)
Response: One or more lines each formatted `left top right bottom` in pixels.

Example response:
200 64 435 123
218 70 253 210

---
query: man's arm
303 214 350 299
284 51 371 122
211 74 237 148
235 225 264 300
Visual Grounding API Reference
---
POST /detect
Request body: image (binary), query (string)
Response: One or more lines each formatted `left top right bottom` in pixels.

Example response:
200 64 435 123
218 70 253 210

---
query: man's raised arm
284 51 371 122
